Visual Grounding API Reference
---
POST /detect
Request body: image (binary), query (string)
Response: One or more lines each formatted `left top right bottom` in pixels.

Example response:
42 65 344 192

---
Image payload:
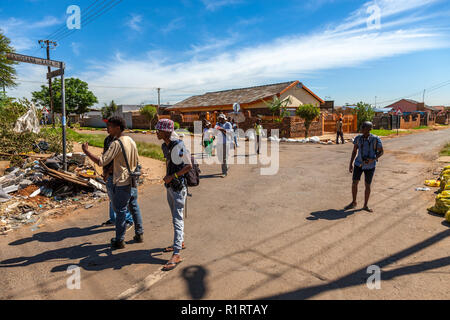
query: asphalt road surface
0 129 449 300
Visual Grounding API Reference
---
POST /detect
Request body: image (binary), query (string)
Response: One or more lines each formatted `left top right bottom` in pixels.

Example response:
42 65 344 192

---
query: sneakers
102 220 114 226
133 234 144 243
111 238 125 250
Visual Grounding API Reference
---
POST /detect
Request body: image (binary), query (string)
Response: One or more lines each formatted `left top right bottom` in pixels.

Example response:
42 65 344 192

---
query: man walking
336 117 345 144
82 116 144 249
156 119 192 271
215 114 233 177
231 118 239 149
254 118 263 154
102 122 134 230
345 121 384 212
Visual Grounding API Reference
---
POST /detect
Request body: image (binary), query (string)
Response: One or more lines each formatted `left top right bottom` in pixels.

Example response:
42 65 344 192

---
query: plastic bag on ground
14 103 40 134
310 136 320 143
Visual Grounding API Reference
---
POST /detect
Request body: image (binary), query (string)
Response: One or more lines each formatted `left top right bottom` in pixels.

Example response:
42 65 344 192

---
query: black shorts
353 166 376 185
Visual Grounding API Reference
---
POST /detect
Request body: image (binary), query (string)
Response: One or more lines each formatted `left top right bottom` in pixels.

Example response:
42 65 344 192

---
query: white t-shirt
203 128 213 141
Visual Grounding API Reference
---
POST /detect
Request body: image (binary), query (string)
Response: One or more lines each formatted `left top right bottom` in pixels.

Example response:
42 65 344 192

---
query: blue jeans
111 184 144 242
106 176 133 224
166 187 187 255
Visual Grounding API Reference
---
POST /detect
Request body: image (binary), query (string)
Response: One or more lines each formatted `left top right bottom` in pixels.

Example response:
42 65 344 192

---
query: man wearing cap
156 119 192 271
215 114 233 177
346 121 384 212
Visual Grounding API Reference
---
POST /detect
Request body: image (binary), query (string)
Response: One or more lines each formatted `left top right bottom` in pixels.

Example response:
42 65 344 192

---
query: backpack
186 155 201 187
168 140 201 187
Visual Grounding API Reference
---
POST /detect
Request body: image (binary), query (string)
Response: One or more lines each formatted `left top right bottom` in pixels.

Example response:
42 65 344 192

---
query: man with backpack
345 121 384 213
82 116 144 250
156 119 193 271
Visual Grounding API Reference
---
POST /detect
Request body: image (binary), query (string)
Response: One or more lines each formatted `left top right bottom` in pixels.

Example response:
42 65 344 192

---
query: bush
353 102 375 131
174 122 180 130
296 104 321 138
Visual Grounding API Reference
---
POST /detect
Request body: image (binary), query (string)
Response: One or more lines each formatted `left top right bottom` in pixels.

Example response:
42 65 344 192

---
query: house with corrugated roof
166 81 324 119
385 99 438 114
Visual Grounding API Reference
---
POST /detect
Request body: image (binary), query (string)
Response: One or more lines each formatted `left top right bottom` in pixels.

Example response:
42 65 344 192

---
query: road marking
116 269 167 300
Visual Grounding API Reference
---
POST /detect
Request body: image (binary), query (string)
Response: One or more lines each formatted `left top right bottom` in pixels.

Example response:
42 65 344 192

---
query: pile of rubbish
427 165 450 223
0 151 109 235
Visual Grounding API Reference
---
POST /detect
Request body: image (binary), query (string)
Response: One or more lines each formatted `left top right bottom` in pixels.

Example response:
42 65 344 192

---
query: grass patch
42 127 164 161
80 127 106 131
412 126 429 130
441 143 450 156
371 129 395 136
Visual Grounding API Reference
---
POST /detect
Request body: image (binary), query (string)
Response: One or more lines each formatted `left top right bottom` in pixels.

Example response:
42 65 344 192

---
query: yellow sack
425 180 441 187
438 191 450 198
445 210 450 223
429 206 447 215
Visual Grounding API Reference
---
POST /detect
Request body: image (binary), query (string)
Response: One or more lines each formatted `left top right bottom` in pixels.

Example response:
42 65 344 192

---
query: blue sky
1 0 450 108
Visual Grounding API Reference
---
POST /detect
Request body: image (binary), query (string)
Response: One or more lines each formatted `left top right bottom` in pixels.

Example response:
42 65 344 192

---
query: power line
45 0 101 40
55 0 123 43
377 79 450 105
51 0 111 41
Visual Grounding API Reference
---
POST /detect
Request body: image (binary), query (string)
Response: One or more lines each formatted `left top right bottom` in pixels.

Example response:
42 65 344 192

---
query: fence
323 114 358 133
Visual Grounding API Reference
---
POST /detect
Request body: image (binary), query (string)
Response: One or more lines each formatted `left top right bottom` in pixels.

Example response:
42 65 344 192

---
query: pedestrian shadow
182 265 208 300
51 247 167 272
307 208 362 221
0 241 167 271
8 225 114 246
442 221 450 228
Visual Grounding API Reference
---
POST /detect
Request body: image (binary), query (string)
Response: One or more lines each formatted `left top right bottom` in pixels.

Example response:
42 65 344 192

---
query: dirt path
0 129 449 300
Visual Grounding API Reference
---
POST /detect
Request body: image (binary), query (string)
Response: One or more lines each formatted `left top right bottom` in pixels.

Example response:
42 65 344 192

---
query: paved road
0 129 449 300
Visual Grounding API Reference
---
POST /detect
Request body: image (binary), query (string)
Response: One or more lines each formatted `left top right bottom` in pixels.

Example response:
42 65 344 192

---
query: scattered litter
13 103 40 134
424 180 440 187
84 204 94 209
416 187 431 192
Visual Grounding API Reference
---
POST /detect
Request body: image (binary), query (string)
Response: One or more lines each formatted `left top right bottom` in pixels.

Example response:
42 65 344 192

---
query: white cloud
126 14 143 32
0 16 63 51
161 18 184 34
201 0 243 11
71 42 81 56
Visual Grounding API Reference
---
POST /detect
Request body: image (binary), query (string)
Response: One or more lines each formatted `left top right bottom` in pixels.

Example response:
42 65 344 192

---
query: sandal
163 243 186 253
162 258 183 271
344 202 357 210
362 206 374 213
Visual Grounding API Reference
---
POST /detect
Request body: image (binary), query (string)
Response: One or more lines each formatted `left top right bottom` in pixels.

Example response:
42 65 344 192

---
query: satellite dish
233 103 241 113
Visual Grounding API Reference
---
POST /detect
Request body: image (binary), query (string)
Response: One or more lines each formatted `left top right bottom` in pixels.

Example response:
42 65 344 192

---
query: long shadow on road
263 229 450 300
8 225 114 246
1 240 167 272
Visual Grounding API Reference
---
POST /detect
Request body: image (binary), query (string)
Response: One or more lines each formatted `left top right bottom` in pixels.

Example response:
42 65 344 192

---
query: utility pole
157 88 161 113
375 96 377 108
39 40 57 127
423 89 426 103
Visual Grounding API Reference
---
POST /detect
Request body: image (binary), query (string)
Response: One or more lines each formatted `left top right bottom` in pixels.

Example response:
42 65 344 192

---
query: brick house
385 99 438 114
166 81 324 123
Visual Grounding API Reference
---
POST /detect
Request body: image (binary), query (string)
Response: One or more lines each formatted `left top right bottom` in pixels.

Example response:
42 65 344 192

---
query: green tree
32 77 98 117
101 100 118 119
139 105 157 129
0 31 18 95
353 101 375 131
0 96 28 130
296 104 321 138
263 96 291 122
